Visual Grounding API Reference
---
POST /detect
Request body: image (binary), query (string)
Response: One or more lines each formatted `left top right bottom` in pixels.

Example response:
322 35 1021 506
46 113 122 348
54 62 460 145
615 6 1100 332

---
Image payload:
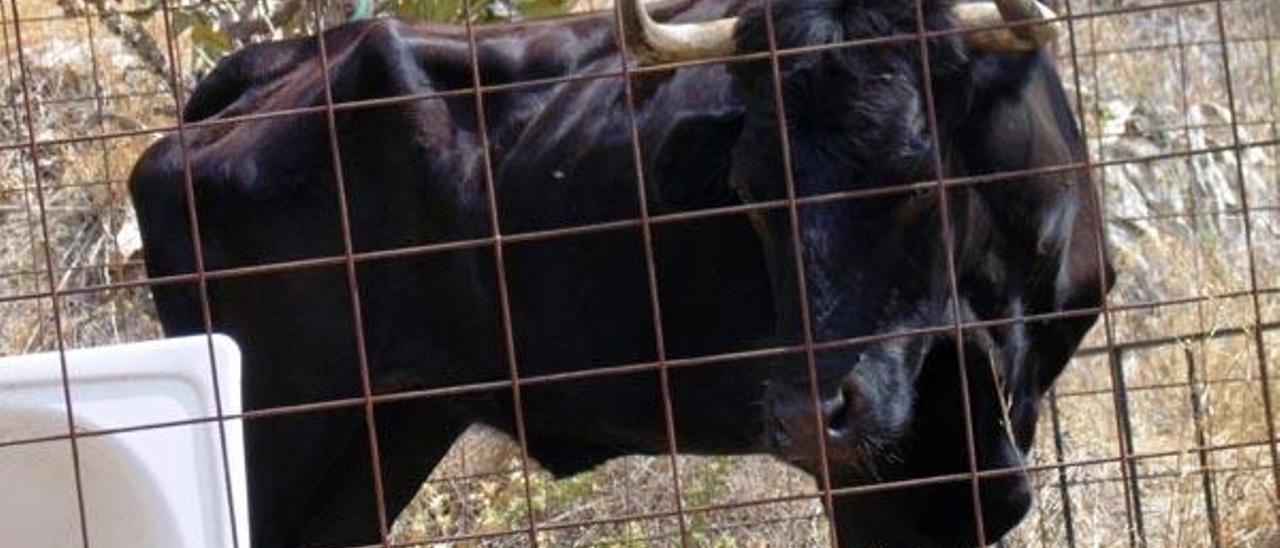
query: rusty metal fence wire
0 0 1277 546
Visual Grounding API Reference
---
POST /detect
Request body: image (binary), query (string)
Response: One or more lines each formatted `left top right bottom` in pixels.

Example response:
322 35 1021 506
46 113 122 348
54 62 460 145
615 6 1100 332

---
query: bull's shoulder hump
182 19 460 122
183 35 316 122
182 15 621 125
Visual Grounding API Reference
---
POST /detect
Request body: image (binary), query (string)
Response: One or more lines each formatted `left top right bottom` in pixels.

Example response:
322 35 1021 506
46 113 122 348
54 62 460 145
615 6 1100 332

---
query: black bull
128 0 1113 545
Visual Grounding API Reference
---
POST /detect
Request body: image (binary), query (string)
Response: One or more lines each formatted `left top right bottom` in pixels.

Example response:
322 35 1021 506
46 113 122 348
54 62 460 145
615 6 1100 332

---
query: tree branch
55 0 176 94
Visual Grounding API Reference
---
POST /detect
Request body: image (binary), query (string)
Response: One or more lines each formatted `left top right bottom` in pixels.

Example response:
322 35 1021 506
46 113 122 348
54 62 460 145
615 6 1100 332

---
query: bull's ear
1047 190 1114 312
956 52 1114 385
967 54 1113 315
649 109 745 211
1030 191 1113 387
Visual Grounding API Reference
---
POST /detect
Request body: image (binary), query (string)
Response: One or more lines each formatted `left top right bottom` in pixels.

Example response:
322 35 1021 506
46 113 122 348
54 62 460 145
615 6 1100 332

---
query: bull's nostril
824 383 857 439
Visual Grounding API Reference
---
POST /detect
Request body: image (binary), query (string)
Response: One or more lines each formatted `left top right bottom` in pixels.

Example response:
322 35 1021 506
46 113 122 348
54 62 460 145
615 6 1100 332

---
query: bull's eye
903 134 932 158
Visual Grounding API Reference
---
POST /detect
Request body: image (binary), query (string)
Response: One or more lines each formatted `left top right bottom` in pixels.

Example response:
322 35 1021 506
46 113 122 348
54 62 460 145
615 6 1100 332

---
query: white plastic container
0 335 249 548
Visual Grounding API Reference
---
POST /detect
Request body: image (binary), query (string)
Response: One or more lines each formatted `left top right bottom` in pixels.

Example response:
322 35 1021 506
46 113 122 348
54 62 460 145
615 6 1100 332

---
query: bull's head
624 0 1111 545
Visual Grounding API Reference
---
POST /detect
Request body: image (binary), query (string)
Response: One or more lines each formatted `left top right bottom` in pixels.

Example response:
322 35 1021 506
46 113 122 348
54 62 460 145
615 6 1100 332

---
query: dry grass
1 0 1277 546
0 0 171 355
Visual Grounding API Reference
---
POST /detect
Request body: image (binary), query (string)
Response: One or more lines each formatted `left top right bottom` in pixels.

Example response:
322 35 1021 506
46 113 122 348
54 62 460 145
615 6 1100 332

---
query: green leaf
191 22 234 57
168 9 201 36
512 0 569 19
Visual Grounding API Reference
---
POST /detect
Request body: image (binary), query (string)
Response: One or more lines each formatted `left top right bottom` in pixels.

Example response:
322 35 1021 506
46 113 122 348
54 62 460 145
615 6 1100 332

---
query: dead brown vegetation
0 0 1276 546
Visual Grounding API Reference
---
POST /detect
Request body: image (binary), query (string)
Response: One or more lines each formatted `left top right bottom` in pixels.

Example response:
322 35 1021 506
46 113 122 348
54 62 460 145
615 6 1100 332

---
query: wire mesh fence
0 0 1276 546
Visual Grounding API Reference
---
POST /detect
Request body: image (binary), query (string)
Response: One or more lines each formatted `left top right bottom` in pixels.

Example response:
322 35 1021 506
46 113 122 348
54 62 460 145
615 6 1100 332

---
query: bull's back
128 0 775 451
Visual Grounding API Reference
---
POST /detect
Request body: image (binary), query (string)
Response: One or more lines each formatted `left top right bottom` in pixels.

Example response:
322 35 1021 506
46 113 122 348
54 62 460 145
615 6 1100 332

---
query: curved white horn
617 0 1060 63
953 0 1060 52
617 0 739 64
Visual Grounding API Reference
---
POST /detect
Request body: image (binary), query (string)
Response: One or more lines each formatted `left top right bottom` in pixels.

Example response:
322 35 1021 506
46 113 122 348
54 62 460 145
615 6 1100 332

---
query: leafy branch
54 0 572 89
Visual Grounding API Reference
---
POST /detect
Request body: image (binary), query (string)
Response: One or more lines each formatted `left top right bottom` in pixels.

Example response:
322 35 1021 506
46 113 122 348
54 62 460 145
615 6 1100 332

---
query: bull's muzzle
763 340 919 475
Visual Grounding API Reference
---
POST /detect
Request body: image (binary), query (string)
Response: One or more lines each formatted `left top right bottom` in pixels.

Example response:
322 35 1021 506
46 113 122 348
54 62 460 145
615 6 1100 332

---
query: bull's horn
616 0 738 64
953 0 1060 52
618 0 1059 65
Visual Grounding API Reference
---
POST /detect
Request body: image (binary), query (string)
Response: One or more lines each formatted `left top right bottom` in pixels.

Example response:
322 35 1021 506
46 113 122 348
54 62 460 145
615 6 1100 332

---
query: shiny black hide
128 0 1112 546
